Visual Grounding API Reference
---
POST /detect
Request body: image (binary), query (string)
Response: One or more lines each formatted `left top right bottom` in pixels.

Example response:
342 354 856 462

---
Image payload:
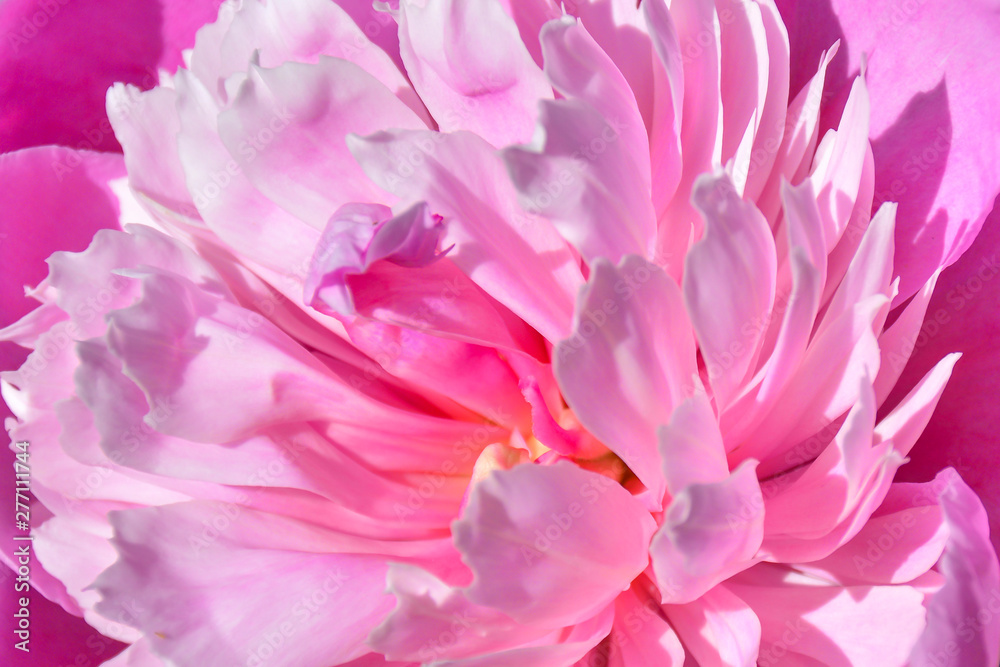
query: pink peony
2 0 999 666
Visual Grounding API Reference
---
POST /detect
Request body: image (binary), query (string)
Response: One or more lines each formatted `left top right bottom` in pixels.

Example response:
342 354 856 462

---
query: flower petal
395 0 552 147
94 502 396 667
555 256 695 502
348 129 583 342
453 460 655 628
907 469 1000 667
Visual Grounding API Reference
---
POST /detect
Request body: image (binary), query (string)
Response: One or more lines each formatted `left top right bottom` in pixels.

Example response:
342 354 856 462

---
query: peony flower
2 0 999 666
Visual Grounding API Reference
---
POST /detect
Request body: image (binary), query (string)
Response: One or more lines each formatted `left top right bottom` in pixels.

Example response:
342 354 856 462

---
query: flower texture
1 0 999 666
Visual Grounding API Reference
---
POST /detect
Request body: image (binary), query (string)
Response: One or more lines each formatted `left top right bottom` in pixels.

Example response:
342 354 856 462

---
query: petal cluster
2 0 998 665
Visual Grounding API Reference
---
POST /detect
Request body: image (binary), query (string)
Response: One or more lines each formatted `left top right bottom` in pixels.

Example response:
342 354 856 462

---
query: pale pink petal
819 143 876 309
662 584 760 667
537 18 650 185
729 563 926 667
761 379 904 561
797 480 948 585
453 460 655 628
721 179 825 445
652 0 724 273
348 129 583 343
716 0 781 193
33 516 140 643
94 502 396 667
658 391 727 493
100 639 165 666
805 76 871 255
107 85 200 223
189 0 425 118
395 0 552 147
757 42 838 223
218 57 426 228
554 256 695 502
684 171 776 409
735 0 790 202
642 0 683 217
502 18 656 262
734 294 883 468
371 564 612 665
908 469 1000 667
560 0 654 126
815 201 895 337
651 459 764 603
173 68 323 283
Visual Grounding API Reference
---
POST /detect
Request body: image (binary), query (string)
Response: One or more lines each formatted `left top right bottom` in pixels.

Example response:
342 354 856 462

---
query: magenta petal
777 0 1000 301
890 199 1000 556
0 148 124 332
0 0 222 153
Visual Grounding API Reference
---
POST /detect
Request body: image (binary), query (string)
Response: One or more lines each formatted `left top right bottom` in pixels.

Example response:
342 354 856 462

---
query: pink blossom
1 1 999 666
